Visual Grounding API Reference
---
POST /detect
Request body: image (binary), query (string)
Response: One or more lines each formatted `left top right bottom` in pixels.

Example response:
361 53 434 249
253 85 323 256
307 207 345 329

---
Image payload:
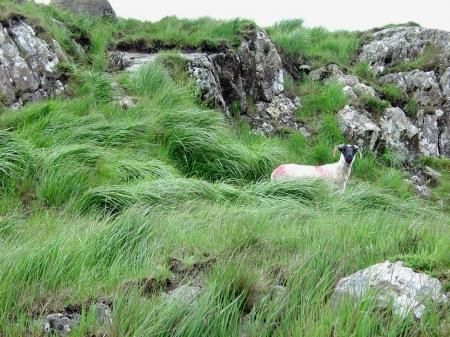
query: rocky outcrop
337 105 381 150
110 31 305 136
332 261 448 319
184 31 304 135
380 70 443 108
0 18 64 109
356 27 450 158
359 26 450 74
51 0 116 19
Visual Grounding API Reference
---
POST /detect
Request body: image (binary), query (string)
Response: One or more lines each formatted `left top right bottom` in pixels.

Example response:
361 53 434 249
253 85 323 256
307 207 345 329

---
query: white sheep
271 144 361 191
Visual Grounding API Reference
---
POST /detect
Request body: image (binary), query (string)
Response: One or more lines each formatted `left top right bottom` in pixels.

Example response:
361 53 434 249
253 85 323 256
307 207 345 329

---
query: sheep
271 144 361 191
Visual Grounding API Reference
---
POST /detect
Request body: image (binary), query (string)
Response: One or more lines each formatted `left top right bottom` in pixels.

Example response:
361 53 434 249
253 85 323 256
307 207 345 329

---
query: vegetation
267 20 359 67
361 95 390 115
0 1 448 336
381 84 405 106
383 45 441 74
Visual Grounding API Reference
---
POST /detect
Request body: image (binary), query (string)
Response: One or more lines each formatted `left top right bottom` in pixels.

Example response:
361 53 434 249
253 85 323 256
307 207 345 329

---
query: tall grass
0 2 448 336
267 20 358 67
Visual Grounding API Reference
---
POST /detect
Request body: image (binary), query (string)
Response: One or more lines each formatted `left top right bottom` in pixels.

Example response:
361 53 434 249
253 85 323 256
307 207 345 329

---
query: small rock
93 302 112 325
116 96 136 110
413 184 433 199
423 166 441 181
166 285 202 305
332 261 448 319
43 313 80 335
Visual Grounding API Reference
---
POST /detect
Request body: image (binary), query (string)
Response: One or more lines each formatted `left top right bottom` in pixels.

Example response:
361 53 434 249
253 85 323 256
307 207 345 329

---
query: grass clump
384 45 441 73
361 95 390 114
114 16 257 52
267 20 358 66
297 80 347 119
353 62 376 82
405 98 420 117
381 84 405 106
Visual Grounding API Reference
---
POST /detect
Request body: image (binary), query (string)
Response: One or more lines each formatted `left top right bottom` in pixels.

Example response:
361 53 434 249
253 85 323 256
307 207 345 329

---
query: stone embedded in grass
165 285 203 305
43 313 81 335
332 261 448 319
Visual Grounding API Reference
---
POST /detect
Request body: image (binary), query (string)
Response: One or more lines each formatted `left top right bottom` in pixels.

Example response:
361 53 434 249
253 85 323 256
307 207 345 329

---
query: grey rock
93 302 113 325
416 110 444 156
379 107 419 160
309 64 359 87
51 0 116 19
43 313 81 335
413 184 433 199
380 70 443 107
166 285 202 305
332 261 448 319
116 96 136 110
337 105 381 150
0 19 64 108
423 166 442 181
359 27 450 74
440 67 450 98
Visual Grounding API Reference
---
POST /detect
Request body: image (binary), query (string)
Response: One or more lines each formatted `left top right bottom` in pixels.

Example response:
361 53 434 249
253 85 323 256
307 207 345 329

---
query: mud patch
122 277 177 297
168 255 217 280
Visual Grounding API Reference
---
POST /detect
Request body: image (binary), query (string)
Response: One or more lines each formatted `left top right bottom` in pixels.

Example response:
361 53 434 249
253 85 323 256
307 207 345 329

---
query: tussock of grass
384 45 441 74
267 20 358 66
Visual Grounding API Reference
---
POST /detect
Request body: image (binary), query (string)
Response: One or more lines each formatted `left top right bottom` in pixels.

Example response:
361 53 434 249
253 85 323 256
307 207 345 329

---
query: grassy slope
0 2 449 336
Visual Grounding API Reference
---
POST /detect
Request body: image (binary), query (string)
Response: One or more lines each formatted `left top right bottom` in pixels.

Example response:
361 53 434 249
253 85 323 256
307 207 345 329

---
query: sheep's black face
339 145 359 164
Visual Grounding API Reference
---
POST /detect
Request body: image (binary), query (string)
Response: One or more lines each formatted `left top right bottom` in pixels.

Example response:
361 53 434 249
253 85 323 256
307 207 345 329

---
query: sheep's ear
333 144 345 157
353 145 363 159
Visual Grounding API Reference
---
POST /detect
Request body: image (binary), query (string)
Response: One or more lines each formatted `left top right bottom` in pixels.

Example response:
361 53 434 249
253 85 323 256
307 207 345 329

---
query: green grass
381 84 405 106
361 95 390 115
267 20 359 67
114 16 257 52
297 80 348 119
0 1 449 336
383 45 441 74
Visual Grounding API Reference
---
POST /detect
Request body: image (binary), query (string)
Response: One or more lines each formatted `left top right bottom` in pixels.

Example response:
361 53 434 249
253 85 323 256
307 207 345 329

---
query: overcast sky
36 0 450 31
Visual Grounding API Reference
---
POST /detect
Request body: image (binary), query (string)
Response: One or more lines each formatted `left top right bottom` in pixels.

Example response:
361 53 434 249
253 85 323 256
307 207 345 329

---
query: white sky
36 0 450 31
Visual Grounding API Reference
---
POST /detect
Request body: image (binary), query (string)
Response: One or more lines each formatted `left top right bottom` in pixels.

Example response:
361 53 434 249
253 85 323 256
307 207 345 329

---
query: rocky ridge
0 17 64 109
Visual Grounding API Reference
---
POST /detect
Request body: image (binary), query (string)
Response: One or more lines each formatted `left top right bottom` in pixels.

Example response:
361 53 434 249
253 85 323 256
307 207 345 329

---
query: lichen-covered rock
183 31 301 135
359 26 450 74
380 70 443 107
166 285 202 305
337 105 381 150
332 261 448 319
0 19 64 108
416 110 444 156
43 313 81 335
246 94 307 135
51 0 116 19
379 107 419 159
440 67 450 98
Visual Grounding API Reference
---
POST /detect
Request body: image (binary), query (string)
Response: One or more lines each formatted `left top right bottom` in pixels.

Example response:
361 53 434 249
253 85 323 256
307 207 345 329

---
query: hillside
0 0 449 336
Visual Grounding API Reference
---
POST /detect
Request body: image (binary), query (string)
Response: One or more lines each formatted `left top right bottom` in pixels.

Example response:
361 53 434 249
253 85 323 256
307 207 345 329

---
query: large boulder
337 105 381 151
359 26 450 74
0 18 64 108
51 0 116 19
332 261 448 319
379 107 419 159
